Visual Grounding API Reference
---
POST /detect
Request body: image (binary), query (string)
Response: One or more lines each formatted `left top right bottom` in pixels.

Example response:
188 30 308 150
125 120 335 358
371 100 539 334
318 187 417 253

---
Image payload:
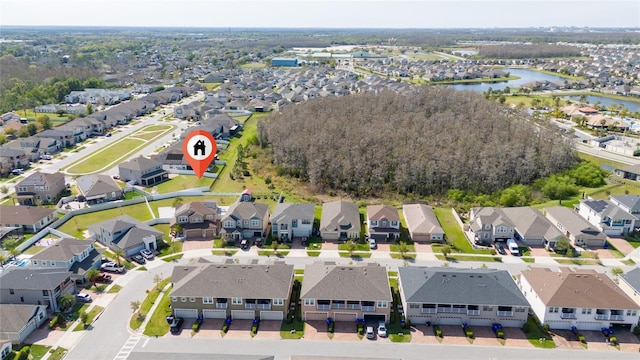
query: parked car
96 273 112 283
140 249 154 260
365 326 375 339
170 317 184 334
369 239 377 250
112 175 120 180
377 322 387 337
101 262 125 273
132 255 145 265
76 293 92 303
106 133 112 137
495 243 507 255
240 239 248 250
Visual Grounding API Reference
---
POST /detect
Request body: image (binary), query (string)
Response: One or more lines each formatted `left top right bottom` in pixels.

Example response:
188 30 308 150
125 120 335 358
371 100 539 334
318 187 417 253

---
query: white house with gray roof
610 194 640 216
398 267 529 327
366 205 400 241
88 215 161 256
0 268 75 312
270 203 314 242
28 238 104 283
577 199 638 236
0 304 47 344
169 259 294 320
544 207 606 248
0 205 57 234
618 268 640 309
300 262 392 323
319 201 361 241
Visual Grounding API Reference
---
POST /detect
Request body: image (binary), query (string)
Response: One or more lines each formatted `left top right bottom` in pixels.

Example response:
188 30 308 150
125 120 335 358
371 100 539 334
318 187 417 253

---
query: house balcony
497 311 513 317
216 303 228 309
347 304 361 310
362 306 375 312
451 308 466 314
331 304 346 309
610 315 624 321
256 304 271 310
421 308 437 314
467 310 480 316
317 305 330 311
245 304 256 309
561 313 577 319
594 314 608 320
437 307 452 313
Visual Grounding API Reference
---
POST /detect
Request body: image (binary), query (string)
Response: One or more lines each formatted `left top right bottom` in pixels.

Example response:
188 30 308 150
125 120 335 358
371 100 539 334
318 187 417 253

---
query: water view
562 95 640 113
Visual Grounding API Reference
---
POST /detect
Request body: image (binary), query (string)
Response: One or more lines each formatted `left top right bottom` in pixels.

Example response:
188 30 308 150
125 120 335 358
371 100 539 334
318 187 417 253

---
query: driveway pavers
194 319 224 339
409 324 440 344
502 327 535 348
471 326 502 346
332 321 361 341
253 320 282 340
439 325 471 346
224 319 252 339
303 321 330 341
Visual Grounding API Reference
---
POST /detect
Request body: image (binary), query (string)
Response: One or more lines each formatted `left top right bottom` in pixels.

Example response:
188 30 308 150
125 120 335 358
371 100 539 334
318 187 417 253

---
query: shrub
49 316 59 329
14 346 29 360
464 327 474 339
328 322 335 333
578 334 586 343
434 325 443 338
609 336 618 345
192 322 200 332
633 326 640 336
496 329 504 339
222 324 229 333
543 323 550 332
357 323 364 335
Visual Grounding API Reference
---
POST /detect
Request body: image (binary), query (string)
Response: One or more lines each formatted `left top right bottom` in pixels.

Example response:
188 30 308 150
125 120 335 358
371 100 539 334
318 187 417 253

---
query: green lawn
212 249 238 256
390 243 415 252
433 207 494 254
143 286 173 336
435 254 502 262
522 316 556 348
280 318 305 339
390 253 416 260
338 252 372 258
73 305 104 331
108 284 122 293
23 245 46 255
130 278 170 330
56 203 154 237
161 254 184 262
338 242 370 251
148 174 214 193
201 82 222 90
25 344 50 360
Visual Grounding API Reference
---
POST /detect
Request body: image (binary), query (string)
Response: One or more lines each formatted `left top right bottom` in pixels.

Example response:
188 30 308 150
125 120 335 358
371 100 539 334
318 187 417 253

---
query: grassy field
147 174 214 193
433 207 494 254
240 62 267 69
143 286 173 336
130 278 170 330
201 82 222 90
523 316 556 348
57 203 154 237
430 75 519 85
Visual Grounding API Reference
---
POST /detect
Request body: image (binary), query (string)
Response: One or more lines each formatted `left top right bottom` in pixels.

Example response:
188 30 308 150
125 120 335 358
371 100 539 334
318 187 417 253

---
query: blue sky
1 0 639 28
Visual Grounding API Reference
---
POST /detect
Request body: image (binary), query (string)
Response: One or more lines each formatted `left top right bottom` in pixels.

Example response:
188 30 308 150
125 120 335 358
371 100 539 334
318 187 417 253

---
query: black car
132 255 146 265
170 317 184 334
495 243 507 255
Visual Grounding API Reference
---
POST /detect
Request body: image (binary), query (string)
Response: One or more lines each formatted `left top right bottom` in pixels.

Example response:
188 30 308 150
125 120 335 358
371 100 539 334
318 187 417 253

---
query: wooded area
259 88 578 196
478 44 581 59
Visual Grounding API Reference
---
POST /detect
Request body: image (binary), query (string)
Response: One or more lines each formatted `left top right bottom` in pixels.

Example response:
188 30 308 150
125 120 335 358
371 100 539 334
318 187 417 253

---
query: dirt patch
253 320 282 340
182 239 213 252
410 324 439 344
224 319 252 339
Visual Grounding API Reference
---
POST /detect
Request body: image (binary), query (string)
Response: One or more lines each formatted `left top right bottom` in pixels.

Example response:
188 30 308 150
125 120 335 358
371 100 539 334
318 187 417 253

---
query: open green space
522 316 556 348
130 278 170 330
433 208 494 254
56 202 153 237
201 82 222 90
143 285 173 336
147 174 214 193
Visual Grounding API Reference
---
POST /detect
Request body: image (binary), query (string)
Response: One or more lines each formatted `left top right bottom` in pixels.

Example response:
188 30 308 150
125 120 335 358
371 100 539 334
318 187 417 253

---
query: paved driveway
607 236 635 255
224 319 252 339
471 326 502 346
502 327 535 348
439 325 471 346
253 320 282 340
303 321 330 340
409 324 439 344
193 319 224 339
182 239 213 252
333 321 360 341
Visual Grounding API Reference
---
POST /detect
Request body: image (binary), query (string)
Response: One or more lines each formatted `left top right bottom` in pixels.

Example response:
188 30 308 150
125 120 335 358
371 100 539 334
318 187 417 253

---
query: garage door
304 312 329 321
174 308 198 318
334 312 357 322
364 314 386 323
19 320 36 343
231 310 255 320
260 311 284 321
203 309 226 319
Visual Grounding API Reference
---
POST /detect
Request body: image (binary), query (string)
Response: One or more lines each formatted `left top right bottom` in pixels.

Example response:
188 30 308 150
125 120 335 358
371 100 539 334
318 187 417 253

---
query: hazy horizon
1 0 639 29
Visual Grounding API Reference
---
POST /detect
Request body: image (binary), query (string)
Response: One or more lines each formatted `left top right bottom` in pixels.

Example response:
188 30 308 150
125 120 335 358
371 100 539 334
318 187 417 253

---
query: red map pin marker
182 130 217 179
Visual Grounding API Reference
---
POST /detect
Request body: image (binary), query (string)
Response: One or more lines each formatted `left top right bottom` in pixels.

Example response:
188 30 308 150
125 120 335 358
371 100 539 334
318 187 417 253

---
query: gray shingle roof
500 207 563 240
16 171 64 187
319 201 361 233
88 215 162 250
170 261 294 299
367 205 400 222
300 262 391 302
611 194 640 213
0 304 47 333
76 174 121 197
119 156 161 172
402 204 443 235
31 238 93 262
621 267 640 293
271 203 314 224
222 202 269 222
399 267 529 307
0 205 56 225
582 200 639 220
0 268 70 290
544 207 604 238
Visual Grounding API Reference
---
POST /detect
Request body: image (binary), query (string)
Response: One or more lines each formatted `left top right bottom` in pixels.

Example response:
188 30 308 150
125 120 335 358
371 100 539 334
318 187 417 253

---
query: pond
446 68 569 92
561 95 640 113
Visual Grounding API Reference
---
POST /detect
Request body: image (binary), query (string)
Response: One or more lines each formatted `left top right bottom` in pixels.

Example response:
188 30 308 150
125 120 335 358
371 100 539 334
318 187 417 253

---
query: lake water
447 68 568 92
561 95 640 113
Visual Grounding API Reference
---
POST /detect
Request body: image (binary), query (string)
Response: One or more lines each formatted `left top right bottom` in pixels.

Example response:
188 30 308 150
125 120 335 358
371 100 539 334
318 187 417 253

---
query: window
243 219 249 225
251 219 260 227
371 220 378 226
205 214 213 220
497 226 506 232
482 306 493 311
203 297 214 304
225 221 235 228
483 232 489 239
111 192 116 198
32 260 38 265
627 310 637 316
391 221 398 227
304 298 315 306
292 219 298 228
302 219 311 225
172 297 178 302
181 297 187 302
273 298 284 306
43 290 49 296
515 307 526 312
377 301 388 308
10 289 14 295
548 307 559 313
178 216 188 223
582 308 592 314
190 297 195 302
409 304 419 309
232 298 242 305
45 186 50 191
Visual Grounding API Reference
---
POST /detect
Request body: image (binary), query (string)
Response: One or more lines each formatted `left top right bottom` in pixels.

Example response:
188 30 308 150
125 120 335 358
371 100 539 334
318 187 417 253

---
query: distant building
271 57 298 67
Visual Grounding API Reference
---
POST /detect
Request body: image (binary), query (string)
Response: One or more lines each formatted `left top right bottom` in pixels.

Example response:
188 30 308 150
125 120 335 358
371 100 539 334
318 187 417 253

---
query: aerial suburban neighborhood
1 5 640 360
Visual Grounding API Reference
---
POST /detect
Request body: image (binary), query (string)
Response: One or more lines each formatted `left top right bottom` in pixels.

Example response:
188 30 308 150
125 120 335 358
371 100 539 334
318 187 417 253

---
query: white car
100 262 125 273
140 249 154 260
76 293 92 303
365 326 375 339
369 239 377 250
377 322 387 337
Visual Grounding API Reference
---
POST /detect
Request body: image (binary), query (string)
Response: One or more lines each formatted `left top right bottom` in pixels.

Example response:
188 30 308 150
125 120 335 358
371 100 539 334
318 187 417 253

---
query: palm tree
86 268 100 288
0 252 7 268
344 240 356 257
113 249 124 266
58 293 76 312
439 245 452 260
130 300 141 313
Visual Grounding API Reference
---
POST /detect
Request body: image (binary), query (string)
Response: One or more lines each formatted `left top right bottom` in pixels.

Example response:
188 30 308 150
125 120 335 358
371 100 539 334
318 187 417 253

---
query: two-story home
15 171 66 205
170 259 294 321
577 199 638 236
28 238 104 284
544 207 606 248
609 195 640 217
0 304 48 345
319 201 361 241
88 215 161 256
366 205 400 241
518 268 640 331
0 268 75 312
618 268 640 309
220 202 269 242
270 203 314 242
402 204 444 243
0 148 29 171
469 207 563 247
300 262 392 323
171 202 219 239
398 267 529 327
76 174 124 205
117 156 168 187
0 206 57 234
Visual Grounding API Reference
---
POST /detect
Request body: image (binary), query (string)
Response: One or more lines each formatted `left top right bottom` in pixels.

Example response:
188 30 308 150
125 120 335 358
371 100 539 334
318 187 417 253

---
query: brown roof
520 268 639 309
0 205 56 225
366 205 400 222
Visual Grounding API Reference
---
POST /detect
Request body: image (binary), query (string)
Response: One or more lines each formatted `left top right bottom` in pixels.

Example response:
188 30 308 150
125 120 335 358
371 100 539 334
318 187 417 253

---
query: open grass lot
522 316 556 348
240 62 267 69
64 124 175 174
73 305 104 331
147 174 213 193
201 82 222 90
57 203 153 238
130 278 170 330
143 286 173 336
433 207 494 254
18 108 71 121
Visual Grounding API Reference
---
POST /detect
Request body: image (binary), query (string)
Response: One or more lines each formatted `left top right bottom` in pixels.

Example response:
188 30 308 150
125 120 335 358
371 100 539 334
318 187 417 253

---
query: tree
397 241 409 258
553 237 572 255
3 238 20 260
80 311 89 326
86 268 100 288
271 240 280 255
439 245 452 259
113 249 124 266
0 186 8 195
611 267 624 280
35 114 52 130
26 123 38 136
0 252 7 268
344 240 356 257
18 126 30 138
58 293 76 311
86 103 93 115
130 300 141 313
153 274 163 290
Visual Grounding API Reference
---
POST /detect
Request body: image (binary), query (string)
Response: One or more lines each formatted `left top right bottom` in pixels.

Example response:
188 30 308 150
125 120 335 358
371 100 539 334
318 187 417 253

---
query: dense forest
478 44 582 59
259 88 578 196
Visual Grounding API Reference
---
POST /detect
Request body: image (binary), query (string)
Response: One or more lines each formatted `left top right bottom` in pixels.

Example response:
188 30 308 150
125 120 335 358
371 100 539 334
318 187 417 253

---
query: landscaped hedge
464 327 474 339
434 325 443 338
12 346 29 360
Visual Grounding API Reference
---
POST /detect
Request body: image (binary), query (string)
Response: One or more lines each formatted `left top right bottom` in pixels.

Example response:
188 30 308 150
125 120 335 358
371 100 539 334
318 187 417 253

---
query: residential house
171 202 219 239
0 148 28 171
247 98 272 112
220 202 269 241
270 203 315 242
28 238 104 283
619 268 640 308
300 262 392 322
398 267 529 327
34 128 78 147
0 206 57 234
4 136 62 161
170 260 294 320
76 174 123 205
88 215 161 256
518 268 640 331
365 205 400 241
118 156 168 187
0 304 48 344
609 194 640 216
151 142 190 171
319 201 361 241
577 199 638 236
14 171 66 205
0 268 75 312
402 204 444 243
469 207 563 247
544 207 607 248
0 340 10 359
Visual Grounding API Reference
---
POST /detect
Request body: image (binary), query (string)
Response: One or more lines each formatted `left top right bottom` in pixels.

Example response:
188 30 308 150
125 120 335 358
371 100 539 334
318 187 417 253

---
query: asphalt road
63 251 640 360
